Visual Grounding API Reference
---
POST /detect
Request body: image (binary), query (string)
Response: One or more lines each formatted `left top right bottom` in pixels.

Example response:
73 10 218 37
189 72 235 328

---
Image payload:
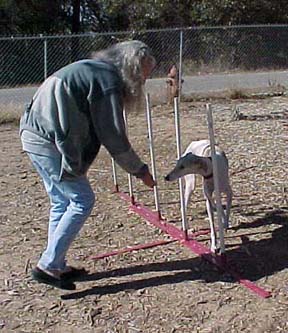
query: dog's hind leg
223 186 233 229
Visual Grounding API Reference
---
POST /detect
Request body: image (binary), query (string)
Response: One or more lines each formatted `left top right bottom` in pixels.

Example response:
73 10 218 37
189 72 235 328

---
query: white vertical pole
178 30 183 101
111 158 119 192
174 97 188 239
206 104 225 254
145 93 161 220
123 109 135 205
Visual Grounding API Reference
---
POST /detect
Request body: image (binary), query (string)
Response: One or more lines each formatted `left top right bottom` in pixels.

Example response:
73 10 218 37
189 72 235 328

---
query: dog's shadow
61 209 288 300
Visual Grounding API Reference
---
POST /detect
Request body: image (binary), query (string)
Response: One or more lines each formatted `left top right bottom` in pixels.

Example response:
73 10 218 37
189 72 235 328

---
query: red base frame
91 190 271 299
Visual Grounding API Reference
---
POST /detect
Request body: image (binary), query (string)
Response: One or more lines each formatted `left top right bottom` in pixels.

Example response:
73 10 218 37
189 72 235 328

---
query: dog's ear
183 152 193 160
178 153 191 166
185 153 198 164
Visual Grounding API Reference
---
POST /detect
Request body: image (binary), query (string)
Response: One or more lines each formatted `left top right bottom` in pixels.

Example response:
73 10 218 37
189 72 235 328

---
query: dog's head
164 153 203 181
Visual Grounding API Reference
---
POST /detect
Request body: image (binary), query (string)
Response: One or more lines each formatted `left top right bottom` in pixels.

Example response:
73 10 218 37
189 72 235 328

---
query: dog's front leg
184 174 196 211
204 190 217 252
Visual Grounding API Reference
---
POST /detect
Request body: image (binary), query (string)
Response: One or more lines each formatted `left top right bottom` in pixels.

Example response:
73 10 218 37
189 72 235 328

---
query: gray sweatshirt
20 59 147 179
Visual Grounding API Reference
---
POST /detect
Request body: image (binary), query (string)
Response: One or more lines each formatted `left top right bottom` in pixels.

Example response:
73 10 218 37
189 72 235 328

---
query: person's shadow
61 208 288 300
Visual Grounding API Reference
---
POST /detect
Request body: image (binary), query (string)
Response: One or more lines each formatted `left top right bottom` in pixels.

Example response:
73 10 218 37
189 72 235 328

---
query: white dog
165 139 233 251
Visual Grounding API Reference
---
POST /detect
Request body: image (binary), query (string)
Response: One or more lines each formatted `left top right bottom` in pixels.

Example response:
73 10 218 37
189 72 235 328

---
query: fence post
43 37 47 80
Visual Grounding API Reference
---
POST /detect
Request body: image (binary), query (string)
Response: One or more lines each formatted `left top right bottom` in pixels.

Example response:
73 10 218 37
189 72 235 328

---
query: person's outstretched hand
140 170 156 188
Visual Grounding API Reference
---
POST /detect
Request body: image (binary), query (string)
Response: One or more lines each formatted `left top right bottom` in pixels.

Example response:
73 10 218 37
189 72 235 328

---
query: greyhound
164 139 233 251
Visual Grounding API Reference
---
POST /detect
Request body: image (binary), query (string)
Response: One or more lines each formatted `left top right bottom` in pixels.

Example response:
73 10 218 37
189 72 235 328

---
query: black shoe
61 267 88 280
31 267 76 290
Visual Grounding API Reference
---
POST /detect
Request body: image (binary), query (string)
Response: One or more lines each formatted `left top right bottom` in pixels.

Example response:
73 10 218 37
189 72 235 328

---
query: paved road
149 70 288 103
1 70 287 106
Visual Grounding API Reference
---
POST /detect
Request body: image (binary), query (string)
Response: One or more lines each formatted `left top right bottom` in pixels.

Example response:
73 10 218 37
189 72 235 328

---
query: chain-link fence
1 25 288 106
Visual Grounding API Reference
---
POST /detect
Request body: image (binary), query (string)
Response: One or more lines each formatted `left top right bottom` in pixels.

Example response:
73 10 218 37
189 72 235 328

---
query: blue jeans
27 152 95 271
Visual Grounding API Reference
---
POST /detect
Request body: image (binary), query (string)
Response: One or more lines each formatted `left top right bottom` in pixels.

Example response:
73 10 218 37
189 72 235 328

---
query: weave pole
178 30 183 101
92 101 272 299
111 158 119 193
174 97 188 239
123 109 135 205
206 103 226 255
145 93 162 220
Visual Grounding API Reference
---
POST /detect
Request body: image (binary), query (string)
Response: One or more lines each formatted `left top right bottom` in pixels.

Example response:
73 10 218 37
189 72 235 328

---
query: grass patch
228 88 250 100
0 103 22 125
181 86 288 103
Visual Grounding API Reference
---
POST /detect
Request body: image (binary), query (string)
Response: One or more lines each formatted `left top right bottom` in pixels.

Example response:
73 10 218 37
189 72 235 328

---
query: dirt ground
0 96 287 333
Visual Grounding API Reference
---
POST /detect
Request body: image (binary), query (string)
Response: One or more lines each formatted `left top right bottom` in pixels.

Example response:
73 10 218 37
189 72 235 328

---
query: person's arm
90 91 155 187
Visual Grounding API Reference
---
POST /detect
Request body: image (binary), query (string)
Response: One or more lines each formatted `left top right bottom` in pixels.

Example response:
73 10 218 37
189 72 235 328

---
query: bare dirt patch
0 97 287 332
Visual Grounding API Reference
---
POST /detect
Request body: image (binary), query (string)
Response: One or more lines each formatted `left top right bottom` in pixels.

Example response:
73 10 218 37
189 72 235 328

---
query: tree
192 0 288 26
71 0 81 34
0 0 85 35
83 0 195 32
0 0 69 35
1 0 288 36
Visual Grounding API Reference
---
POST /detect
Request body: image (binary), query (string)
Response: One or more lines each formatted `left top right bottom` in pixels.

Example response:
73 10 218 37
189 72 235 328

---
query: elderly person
20 40 156 290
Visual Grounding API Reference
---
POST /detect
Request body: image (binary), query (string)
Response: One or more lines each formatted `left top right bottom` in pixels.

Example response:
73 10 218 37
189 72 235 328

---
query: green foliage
1 0 288 35
192 0 288 26
84 0 195 31
0 0 70 35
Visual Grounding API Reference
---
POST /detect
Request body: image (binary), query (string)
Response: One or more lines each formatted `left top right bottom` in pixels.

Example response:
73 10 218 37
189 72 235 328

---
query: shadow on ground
61 209 288 300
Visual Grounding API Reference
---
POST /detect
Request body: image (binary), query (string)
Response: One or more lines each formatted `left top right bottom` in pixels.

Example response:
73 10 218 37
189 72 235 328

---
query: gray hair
92 40 156 111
